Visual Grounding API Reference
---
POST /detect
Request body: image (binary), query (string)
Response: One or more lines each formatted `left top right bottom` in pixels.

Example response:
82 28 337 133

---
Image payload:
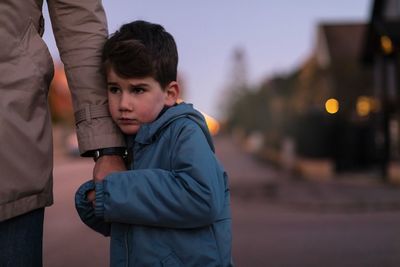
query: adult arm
46 0 125 154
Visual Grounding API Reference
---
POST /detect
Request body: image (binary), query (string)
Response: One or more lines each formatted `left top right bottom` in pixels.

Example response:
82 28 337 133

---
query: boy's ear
164 81 180 106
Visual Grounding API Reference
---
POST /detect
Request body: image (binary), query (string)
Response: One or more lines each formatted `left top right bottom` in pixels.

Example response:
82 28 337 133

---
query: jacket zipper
125 228 129 267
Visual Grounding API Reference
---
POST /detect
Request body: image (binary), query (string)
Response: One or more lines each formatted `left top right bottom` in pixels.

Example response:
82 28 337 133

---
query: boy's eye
108 86 120 94
130 87 145 94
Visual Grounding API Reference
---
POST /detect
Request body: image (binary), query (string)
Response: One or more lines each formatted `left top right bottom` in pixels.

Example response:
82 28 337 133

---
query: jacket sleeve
95 123 228 229
75 180 111 236
46 0 125 154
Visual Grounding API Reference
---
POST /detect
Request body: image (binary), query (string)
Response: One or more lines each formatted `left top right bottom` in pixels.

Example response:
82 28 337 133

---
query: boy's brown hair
102 20 178 89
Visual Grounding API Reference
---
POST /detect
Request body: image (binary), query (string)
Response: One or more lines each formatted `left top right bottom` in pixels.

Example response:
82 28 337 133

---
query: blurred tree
219 47 250 123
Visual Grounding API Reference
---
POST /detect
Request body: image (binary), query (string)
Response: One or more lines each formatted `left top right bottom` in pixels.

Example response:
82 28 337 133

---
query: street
43 135 400 267
232 199 400 267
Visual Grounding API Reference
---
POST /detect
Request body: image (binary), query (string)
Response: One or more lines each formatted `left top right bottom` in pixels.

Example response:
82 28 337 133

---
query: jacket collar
133 102 214 151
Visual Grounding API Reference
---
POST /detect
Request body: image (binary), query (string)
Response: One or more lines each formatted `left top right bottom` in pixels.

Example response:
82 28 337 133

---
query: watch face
93 150 101 161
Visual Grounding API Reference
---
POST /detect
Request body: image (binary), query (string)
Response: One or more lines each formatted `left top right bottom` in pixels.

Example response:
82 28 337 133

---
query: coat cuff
75 180 111 236
75 180 95 204
75 105 125 156
75 180 96 222
94 182 106 218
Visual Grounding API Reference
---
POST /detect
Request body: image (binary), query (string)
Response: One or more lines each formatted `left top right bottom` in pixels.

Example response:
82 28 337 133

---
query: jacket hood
135 103 215 152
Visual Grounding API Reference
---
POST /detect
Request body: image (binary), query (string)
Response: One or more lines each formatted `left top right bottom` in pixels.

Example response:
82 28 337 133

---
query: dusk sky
43 0 371 119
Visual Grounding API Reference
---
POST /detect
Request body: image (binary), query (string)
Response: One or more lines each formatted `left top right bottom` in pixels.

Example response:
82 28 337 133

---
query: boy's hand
87 190 96 202
93 155 126 182
86 190 97 208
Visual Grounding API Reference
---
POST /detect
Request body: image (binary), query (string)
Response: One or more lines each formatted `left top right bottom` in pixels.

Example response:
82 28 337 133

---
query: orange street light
325 98 339 114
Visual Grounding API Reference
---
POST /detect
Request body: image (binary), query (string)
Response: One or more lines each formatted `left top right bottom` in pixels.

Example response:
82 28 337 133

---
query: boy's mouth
118 118 139 125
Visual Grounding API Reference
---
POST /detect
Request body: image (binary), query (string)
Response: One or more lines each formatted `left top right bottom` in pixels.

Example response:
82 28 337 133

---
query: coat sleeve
46 0 125 154
75 180 111 236
95 123 228 229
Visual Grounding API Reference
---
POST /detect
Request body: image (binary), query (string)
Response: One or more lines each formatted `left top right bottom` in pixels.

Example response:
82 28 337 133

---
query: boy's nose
119 93 131 111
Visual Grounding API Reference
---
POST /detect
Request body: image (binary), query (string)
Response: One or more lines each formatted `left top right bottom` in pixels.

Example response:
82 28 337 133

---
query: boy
75 20 233 266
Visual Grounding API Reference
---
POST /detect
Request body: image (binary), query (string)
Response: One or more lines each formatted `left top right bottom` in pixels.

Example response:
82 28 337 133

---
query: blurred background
43 0 400 266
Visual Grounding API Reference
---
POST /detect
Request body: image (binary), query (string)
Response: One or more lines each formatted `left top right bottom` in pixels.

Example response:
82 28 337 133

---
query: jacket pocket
161 252 184 267
19 19 54 89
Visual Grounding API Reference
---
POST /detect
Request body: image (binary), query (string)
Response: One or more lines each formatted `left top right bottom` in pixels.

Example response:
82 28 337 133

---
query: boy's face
107 68 179 135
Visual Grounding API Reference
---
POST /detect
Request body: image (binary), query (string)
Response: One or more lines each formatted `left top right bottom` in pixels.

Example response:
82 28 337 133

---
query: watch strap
93 147 127 162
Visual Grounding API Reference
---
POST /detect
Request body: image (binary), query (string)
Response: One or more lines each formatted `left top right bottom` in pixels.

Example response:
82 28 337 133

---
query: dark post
381 64 390 180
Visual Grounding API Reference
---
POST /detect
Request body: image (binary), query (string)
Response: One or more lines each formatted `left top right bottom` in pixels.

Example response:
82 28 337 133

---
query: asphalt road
43 135 400 267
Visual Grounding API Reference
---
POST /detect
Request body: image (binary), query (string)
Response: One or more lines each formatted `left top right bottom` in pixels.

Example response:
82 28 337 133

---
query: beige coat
0 0 125 221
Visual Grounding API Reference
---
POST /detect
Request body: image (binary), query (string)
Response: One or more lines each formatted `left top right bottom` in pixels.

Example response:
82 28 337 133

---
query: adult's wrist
92 147 127 162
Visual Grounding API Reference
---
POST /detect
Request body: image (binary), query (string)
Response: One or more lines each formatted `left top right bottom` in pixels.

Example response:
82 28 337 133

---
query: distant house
292 21 377 172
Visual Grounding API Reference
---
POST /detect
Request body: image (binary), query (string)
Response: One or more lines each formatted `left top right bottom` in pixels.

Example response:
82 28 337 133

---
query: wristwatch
93 147 127 162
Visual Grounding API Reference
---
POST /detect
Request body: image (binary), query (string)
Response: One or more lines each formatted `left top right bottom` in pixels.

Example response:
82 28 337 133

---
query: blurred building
291 21 377 173
223 20 384 178
362 0 400 179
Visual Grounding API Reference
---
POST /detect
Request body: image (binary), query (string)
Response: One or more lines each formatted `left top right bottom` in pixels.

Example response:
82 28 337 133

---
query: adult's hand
93 155 126 182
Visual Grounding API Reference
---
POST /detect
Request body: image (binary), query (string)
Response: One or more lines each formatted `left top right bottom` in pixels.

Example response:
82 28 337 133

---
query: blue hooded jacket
75 103 233 266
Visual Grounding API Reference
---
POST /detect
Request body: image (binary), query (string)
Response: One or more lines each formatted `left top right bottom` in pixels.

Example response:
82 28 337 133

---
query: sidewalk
214 135 400 213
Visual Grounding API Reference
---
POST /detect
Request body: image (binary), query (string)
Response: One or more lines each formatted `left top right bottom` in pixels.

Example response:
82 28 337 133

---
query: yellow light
356 96 372 117
381 35 393 55
201 112 220 136
177 98 220 135
325 98 339 114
